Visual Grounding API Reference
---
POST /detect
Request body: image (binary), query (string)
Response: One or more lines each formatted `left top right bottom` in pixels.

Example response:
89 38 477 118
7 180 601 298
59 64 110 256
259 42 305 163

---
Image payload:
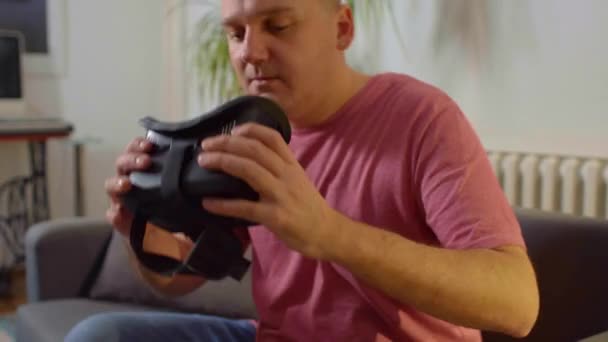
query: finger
199 152 280 199
125 137 153 153
200 135 284 177
230 123 295 163
106 202 121 224
105 176 132 199
106 202 133 235
116 153 151 175
202 198 276 227
106 206 117 226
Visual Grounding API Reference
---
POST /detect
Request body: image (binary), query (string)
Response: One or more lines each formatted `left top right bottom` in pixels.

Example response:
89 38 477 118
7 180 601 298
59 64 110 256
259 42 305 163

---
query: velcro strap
129 140 250 280
161 141 192 209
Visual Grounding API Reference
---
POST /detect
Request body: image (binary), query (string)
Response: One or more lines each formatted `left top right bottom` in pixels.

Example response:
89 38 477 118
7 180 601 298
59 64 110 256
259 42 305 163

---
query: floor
0 267 26 315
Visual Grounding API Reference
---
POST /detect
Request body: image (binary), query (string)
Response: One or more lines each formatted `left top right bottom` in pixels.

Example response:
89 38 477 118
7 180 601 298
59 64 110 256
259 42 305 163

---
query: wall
16 1 577 220
375 0 608 159
1 0 167 219
181 1 607 160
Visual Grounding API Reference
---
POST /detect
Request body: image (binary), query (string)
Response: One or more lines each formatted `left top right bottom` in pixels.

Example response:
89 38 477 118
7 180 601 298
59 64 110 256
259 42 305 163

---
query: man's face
221 0 344 118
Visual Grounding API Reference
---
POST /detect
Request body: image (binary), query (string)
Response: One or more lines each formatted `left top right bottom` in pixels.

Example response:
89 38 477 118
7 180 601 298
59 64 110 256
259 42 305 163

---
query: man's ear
335 5 355 51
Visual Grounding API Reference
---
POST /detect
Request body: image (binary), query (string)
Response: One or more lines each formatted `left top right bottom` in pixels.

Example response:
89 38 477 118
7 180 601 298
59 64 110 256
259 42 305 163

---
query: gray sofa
15 218 257 342
15 209 608 341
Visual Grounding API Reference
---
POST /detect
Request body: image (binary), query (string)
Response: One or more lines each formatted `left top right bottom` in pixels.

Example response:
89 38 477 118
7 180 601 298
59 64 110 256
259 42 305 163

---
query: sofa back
484 209 608 341
87 231 257 319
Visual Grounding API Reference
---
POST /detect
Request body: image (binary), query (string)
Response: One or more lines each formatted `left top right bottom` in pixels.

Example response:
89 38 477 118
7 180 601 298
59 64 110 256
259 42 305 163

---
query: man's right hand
102 137 206 296
104 137 152 237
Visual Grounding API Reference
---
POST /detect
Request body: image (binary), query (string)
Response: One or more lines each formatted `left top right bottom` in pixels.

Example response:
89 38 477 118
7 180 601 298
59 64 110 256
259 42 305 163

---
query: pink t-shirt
249 73 525 341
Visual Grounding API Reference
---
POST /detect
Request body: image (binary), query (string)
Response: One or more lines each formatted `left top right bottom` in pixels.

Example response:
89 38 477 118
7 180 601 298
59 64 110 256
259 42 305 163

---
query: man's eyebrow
222 6 296 26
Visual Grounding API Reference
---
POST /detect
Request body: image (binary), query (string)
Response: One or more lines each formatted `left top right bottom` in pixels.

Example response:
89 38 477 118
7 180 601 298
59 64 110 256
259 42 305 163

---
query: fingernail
135 156 145 166
117 178 126 187
198 154 207 165
139 140 148 149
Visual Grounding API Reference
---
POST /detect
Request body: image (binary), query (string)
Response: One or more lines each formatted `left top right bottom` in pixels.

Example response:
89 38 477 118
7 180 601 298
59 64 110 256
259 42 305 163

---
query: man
67 0 539 340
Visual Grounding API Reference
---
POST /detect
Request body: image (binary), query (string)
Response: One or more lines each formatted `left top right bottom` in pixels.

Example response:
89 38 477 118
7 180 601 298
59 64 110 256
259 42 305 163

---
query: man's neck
290 68 371 129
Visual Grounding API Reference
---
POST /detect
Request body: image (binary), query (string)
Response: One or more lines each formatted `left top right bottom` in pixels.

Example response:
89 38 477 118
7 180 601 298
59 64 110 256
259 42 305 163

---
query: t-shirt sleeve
412 98 525 250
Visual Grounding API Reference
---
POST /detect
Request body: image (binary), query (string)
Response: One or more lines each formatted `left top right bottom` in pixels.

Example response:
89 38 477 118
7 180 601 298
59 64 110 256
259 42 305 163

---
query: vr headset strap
129 214 250 280
128 136 251 281
129 213 194 276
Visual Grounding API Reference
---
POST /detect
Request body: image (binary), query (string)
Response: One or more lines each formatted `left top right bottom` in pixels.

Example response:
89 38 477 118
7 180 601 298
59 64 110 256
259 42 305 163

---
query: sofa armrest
25 217 112 302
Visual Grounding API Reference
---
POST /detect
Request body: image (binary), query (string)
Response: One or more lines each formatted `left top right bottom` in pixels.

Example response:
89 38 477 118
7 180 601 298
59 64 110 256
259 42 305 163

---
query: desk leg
28 141 49 223
74 143 84 216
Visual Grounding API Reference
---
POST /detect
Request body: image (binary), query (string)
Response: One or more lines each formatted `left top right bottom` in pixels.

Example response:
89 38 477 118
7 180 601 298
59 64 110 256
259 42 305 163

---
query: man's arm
327 211 539 338
196 123 539 337
106 137 207 297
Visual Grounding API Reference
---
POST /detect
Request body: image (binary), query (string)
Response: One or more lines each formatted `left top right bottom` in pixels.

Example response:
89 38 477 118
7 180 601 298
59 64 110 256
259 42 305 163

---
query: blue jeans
64 311 256 342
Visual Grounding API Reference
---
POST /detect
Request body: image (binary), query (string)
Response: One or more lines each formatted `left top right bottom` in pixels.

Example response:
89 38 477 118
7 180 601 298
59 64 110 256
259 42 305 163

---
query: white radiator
487 151 608 220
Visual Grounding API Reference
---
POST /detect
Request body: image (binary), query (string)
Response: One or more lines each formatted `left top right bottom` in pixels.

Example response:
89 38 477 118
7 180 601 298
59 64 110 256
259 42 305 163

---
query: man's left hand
199 123 339 260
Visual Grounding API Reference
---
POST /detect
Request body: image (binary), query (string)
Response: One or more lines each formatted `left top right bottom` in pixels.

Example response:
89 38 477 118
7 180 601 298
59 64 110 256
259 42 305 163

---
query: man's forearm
325 210 539 337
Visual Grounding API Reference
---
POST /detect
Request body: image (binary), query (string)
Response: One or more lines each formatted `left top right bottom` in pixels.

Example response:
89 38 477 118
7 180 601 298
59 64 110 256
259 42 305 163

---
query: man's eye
267 23 291 33
226 30 245 41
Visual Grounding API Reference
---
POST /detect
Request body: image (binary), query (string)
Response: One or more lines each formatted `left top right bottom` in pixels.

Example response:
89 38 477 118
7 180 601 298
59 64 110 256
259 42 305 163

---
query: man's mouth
249 76 278 82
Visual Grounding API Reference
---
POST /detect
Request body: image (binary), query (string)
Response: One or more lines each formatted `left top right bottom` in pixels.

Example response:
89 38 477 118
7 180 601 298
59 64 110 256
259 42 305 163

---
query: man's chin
245 83 291 109
247 90 283 104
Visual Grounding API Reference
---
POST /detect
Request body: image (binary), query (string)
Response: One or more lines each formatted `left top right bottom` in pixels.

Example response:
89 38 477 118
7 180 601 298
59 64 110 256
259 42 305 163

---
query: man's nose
239 29 269 65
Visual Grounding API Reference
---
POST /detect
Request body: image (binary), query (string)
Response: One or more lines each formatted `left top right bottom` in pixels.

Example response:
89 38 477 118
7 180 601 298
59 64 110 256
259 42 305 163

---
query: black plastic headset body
121 95 291 281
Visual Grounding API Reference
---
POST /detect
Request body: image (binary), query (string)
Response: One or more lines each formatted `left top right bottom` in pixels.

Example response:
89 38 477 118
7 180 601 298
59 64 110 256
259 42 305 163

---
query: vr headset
121 96 291 281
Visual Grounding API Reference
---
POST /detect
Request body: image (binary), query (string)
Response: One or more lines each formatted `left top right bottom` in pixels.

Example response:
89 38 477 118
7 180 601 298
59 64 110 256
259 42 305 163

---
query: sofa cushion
87 231 257 320
16 299 163 342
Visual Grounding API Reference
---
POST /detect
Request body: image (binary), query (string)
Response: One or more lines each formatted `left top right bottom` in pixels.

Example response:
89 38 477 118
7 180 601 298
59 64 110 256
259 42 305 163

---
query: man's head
220 0 356 125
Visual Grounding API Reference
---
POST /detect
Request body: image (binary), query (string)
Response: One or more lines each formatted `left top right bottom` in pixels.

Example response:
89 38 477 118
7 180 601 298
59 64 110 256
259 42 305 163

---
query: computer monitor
0 30 26 116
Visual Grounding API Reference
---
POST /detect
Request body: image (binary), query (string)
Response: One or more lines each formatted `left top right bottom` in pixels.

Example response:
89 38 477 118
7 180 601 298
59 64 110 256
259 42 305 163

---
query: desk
0 118 73 296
